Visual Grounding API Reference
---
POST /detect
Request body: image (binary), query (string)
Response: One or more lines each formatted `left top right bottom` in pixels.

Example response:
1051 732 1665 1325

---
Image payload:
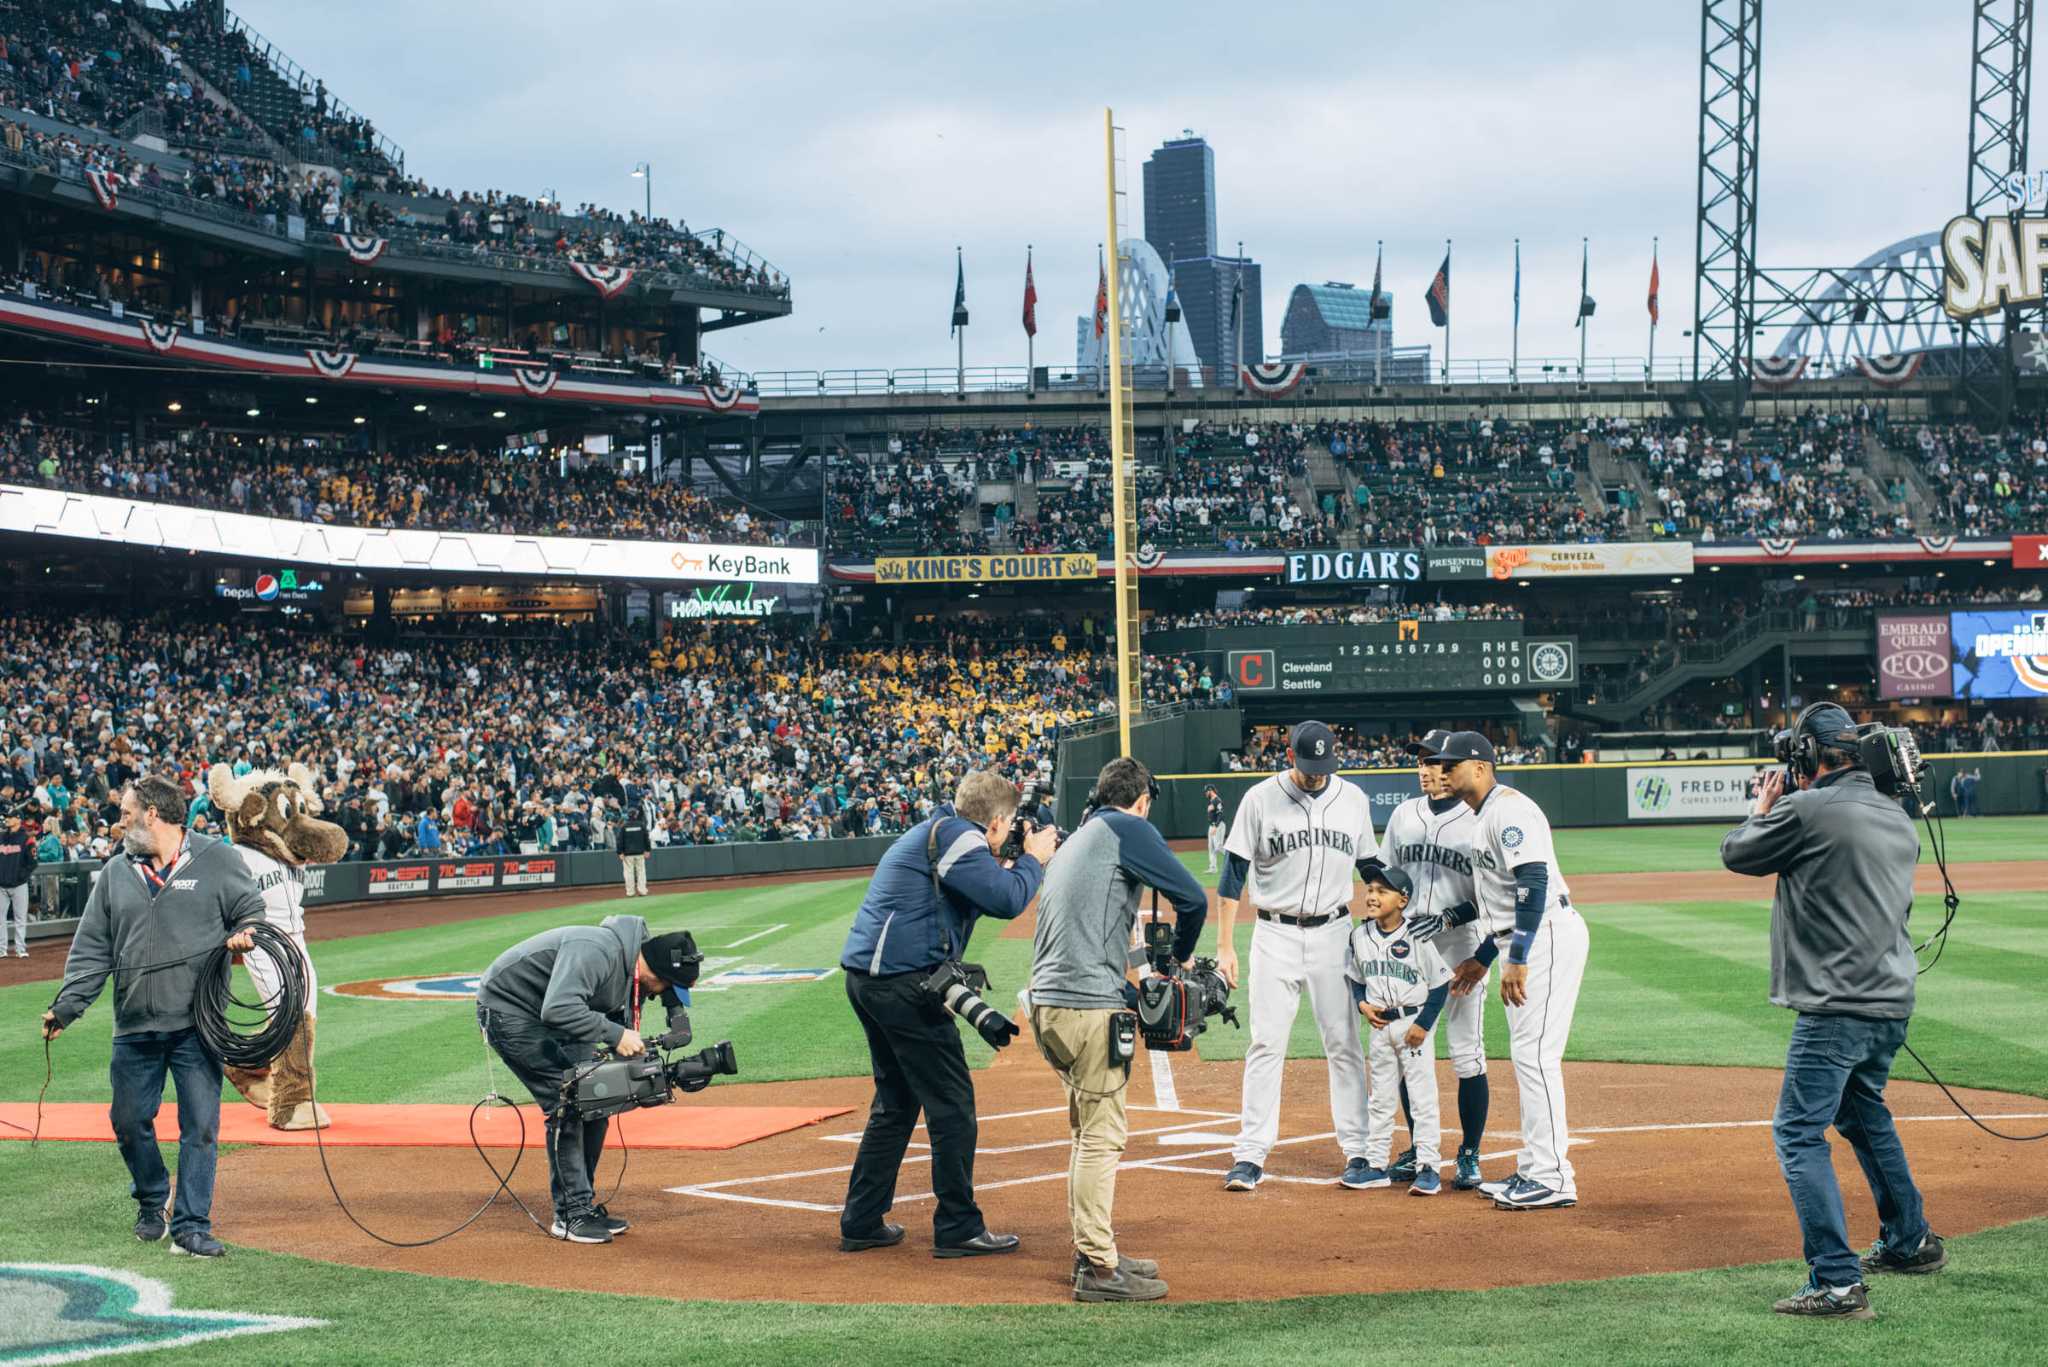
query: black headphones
1786 702 1859 781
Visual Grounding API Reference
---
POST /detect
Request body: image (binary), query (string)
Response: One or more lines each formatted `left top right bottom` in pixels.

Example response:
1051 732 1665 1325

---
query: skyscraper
1175 255 1263 378
1142 134 1217 270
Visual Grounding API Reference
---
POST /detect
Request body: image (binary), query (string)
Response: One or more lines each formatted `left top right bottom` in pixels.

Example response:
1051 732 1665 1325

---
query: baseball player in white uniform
1431 731 1589 1210
1204 787 1227 874
1380 729 1489 1190
1214 720 1380 1190
1344 865 1451 1196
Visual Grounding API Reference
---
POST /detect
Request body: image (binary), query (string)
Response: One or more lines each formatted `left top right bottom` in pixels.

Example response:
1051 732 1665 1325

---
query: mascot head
207 762 349 866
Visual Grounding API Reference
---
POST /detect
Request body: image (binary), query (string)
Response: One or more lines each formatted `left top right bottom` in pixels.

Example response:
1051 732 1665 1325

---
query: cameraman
476 913 701 1245
1720 703 1942 1321
837 770 1056 1259
1029 757 1204 1302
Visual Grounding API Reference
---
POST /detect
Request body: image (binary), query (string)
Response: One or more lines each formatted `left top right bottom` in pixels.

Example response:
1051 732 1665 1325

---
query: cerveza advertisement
1951 608 2048 698
0 484 821 585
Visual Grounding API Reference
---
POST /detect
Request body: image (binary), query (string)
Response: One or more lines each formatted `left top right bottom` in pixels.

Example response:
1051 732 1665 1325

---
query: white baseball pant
1233 916 1371 1165
1366 1018 1440 1169
1434 922 1489 1079
1505 907 1589 1196
1206 824 1225 873
2 883 26 954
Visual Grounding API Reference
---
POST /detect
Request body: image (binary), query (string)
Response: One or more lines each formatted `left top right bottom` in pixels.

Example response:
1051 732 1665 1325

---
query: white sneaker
1476 1172 1522 1199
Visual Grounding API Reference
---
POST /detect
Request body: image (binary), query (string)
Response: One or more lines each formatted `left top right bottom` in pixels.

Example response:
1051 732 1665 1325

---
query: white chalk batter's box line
666 1109 2048 1214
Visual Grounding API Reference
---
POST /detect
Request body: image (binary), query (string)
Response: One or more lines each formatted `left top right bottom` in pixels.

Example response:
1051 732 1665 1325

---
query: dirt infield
217 1053 2048 1305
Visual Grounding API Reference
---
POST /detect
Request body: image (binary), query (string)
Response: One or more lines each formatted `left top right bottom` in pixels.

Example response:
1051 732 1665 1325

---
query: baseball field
1 816 2043 1365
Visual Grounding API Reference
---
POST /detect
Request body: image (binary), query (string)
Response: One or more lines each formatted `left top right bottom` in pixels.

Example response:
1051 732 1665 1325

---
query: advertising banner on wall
1282 548 1427 585
2012 534 2048 569
1625 763 1773 821
873 553 1097 584
1424 548 1490 581
500 857 560 887
1484 542 1695 580
1876 614 1954 699
366 862 434 896
1951 608 2048 699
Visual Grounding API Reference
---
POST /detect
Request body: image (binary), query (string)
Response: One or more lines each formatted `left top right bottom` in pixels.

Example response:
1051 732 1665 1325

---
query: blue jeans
109 1028 223 1238
478 1005 609 1221
1773 1012 1929 1288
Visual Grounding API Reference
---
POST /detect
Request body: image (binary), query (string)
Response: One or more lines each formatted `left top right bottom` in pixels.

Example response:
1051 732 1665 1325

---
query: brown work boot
1074 1262 1168 1302
1073 1250 1159 1278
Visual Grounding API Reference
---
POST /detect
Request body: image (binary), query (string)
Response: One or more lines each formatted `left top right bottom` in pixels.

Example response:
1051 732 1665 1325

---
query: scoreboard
1148 623 1578 696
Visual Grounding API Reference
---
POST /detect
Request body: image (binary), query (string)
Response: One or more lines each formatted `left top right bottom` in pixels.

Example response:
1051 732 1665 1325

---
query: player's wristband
1472 938 1500 969
1507 929 1534 965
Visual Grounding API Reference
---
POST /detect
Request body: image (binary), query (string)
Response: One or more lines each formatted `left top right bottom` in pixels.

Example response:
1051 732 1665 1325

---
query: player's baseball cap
1363 864 1414 899
1405 728 1455 758
1428 731 1497 766
1288 720 1341 775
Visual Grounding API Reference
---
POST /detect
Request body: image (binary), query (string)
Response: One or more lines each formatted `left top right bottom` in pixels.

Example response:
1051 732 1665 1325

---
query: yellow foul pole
1104 108 1139 756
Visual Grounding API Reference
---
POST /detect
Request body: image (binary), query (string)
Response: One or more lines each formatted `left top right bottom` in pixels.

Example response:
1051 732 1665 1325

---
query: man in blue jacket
837 770 1057 1259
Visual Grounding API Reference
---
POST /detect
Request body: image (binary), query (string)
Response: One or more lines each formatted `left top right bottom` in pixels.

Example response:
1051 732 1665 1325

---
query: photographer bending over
838 770 1056 1258
1029 757 1207 1302
476 914 701 1244
1721 703 1942 1321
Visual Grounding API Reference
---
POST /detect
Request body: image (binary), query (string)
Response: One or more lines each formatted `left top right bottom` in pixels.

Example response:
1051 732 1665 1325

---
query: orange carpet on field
0 1101 851 1150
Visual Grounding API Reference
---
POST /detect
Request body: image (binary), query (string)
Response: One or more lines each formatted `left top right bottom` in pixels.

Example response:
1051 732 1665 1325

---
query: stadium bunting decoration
1751 355 1807 386
306 349 358 380
570 261 635 298
1852 353 1922 386
1240 361 1307 397
85 168 121 211
334 232 388 265
1916 534 1958 555
703 384 744 411
1760 537 1800 557
512 366 559 397
139 320 180 354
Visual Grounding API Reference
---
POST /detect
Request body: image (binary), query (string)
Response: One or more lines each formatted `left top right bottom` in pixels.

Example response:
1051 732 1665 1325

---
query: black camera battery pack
1109 1010 1139 1066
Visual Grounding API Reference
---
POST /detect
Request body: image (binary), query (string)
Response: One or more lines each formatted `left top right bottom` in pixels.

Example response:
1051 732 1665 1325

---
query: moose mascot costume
207 762 349 1130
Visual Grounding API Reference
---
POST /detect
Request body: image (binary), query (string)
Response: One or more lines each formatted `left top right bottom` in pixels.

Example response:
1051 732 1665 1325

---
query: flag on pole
1424 252 1450 327
1647 249 1661 324
1022 249 1037 338
1369 242 1389 320
1513 240 1521 329
1229 264 1245 332
1576 240 1596 326
950 248 969 335
1092 247 1107 338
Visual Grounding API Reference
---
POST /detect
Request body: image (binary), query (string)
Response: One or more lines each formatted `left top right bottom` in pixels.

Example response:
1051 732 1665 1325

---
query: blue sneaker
1339 1159 1391 1189
1387 1146 1417 1183
1453 1146 1483 1190
1493 1175 1576 1210
1409 1167 1442 1197
1224 1161 1263 1192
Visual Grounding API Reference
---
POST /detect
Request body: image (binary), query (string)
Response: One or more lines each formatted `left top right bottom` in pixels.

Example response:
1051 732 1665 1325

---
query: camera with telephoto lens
563 1012 740 1121
1133 920 1240 1052
997 780 1061 861
920 960 1020 1050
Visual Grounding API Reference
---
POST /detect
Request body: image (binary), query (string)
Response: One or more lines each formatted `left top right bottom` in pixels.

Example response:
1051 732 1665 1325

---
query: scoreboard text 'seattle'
1162 623 1577 695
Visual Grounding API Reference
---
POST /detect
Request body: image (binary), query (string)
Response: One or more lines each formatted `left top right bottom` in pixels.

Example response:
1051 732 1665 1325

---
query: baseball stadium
0 2 2045 1364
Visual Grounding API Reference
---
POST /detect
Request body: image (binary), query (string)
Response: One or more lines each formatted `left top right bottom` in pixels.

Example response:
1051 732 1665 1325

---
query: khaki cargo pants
1031 1005 1129 1270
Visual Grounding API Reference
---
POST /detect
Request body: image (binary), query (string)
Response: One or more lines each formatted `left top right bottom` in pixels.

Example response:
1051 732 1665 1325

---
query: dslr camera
563 1012 740 1122
1132 919 1240 1052
921 960 1021 1050
997 780 1060 862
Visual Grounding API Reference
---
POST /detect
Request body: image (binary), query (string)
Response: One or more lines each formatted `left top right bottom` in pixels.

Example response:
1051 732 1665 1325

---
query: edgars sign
1283 548 1425 585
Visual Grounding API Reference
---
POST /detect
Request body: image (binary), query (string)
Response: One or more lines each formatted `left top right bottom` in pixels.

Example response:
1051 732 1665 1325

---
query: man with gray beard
42 776 264 1257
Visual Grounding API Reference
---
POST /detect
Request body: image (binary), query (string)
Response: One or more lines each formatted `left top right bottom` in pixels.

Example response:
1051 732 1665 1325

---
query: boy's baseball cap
1288 720 1341 775
1428 731 1498 765
1364 864 1414 899
1405 728 1455 758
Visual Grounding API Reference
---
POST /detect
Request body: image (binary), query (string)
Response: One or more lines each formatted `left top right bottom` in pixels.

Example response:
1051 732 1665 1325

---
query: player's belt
1488 896 1575 941
1256 908 1342 928
1376 1004 1423 1019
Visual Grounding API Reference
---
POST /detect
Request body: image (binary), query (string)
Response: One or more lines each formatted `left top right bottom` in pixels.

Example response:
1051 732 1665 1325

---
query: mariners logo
330 974 481 1002
1633 776 1674 812
1502 825 1525 849
1391 941 1411 959
0 1263 323 1362
1529 641 1572 682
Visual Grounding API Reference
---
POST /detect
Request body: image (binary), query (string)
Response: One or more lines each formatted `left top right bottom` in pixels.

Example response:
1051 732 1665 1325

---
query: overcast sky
236 0 2030 378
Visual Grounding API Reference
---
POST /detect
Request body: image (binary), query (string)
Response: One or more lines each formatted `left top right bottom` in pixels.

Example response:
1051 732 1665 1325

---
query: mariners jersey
1469 784 1571 939
235 844 308 940
1345 916 1451 1012
1223 772 1378 916
1380 795 1477 918
1206 797 1225 827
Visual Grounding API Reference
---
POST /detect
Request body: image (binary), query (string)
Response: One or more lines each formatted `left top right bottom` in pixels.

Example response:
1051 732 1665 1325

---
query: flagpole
1443 238 1451 385
1234 239 1245 392
1026 244 1035 396
1512 237 1520 385
1578 237 1588 382
1374 239 1384 389
955 245 966 396
1647 235 1657 382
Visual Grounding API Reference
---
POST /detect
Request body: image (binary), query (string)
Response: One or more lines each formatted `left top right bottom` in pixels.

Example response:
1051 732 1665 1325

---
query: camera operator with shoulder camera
1721 703 1943 1321
1028 757 1206 1303
476 914 704 1245
837 770 1056 1259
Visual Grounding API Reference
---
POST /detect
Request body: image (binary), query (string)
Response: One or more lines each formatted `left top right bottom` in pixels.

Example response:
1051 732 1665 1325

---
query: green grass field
2 816 2043 1365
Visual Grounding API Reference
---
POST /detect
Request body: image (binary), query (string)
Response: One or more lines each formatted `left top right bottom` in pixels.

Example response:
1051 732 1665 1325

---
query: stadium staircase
1862 433 1941 520
1563 607 1869 726
1300 445 1361 546
1588 438 1654 532
120 13 290 162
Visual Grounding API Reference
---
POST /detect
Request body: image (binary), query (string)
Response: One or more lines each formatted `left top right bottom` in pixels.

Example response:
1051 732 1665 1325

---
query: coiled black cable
194 922 307 1069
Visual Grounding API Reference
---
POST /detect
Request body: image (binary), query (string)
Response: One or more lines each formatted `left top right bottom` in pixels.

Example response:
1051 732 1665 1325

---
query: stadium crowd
0 420 798 546
1897 418 2048 536
0 612 1219 865
1226 723 1547 772
1612 412 1891 542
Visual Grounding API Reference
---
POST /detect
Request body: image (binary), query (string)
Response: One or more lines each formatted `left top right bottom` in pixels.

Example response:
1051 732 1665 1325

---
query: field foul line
720 924 788 949
667 1111 2048 1211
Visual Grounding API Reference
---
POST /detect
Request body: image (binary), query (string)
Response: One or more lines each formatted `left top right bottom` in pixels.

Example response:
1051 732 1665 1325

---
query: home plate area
219 1053 2048 1305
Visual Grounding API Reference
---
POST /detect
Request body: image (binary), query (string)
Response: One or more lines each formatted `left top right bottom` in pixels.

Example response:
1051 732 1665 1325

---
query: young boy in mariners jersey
1344 866 1451 1195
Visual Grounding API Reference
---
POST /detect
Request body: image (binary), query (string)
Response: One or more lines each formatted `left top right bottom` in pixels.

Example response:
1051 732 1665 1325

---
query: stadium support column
1690 0 1761 437
1960 0 2033 430
1104 110 1142 755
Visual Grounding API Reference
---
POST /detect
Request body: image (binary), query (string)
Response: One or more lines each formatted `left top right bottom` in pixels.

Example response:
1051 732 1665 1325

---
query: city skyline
235 1 2034 379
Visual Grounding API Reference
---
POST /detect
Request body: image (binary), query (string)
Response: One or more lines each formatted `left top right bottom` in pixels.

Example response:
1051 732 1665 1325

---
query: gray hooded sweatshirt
476 913 681 1047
